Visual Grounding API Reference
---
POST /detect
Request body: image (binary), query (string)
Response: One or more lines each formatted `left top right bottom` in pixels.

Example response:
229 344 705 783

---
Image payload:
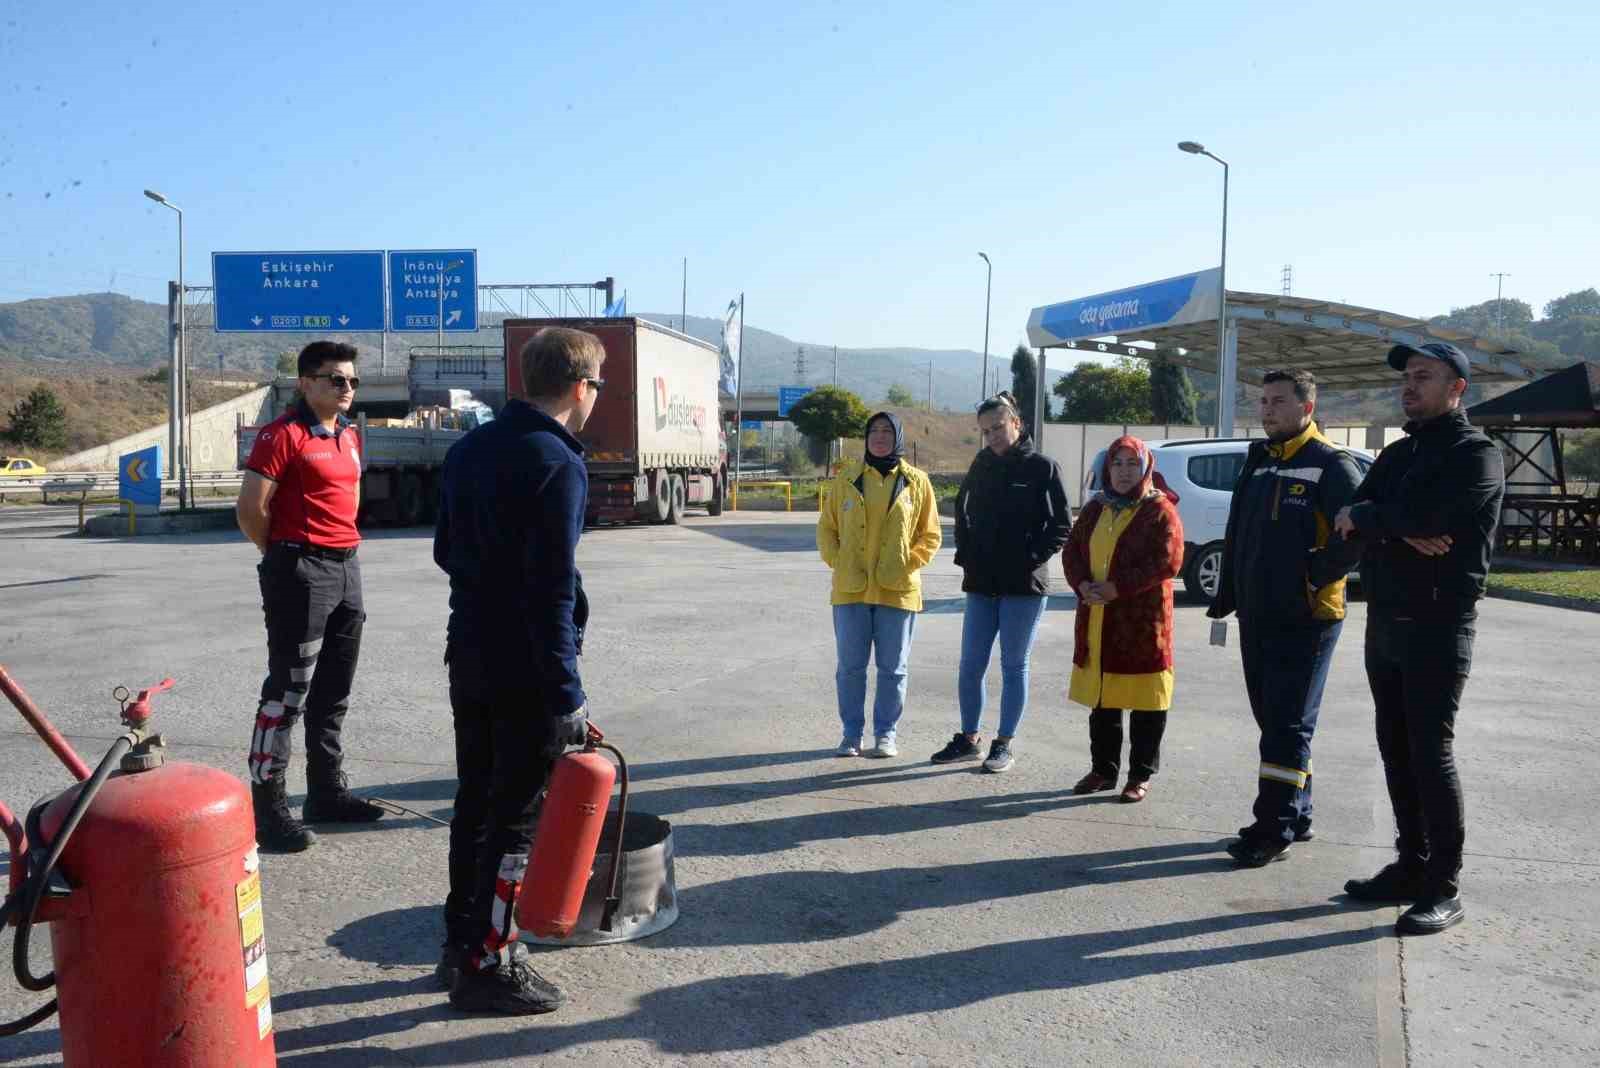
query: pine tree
1150 354 1198 425
1009 345 1039 434
4 385 69 450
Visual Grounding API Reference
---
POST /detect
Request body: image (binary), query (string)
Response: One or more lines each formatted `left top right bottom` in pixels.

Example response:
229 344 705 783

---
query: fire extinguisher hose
0 732 133 1035
593 740 629 933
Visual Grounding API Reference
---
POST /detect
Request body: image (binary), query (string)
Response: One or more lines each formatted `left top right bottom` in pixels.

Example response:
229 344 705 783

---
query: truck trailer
503 316 728 524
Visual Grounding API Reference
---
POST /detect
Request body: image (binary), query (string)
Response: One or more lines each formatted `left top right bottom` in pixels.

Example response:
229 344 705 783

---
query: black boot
1344 861 1428 902
252 777 317 853
1396 895 1465 935
303 770 386 824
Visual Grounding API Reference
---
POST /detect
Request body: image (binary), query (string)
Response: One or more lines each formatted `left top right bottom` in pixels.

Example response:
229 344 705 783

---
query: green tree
1052 358 1154 423
1433 298 1534 335
275 351 299 376
4 384 69 450
788 385 873 449
1543 289 1600 322
885 383 916 406
1009 345 1038 435
1149 353 1198 424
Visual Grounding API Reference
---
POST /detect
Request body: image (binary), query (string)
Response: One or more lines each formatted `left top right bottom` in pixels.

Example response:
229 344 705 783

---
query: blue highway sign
777 385 814 417
388 250 478 332
212 251 386 332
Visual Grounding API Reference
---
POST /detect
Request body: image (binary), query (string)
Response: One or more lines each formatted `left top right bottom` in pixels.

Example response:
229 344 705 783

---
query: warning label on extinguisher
236 870 273 1038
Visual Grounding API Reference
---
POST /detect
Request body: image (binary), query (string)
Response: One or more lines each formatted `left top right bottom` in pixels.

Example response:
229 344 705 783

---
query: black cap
1387 340 1470 380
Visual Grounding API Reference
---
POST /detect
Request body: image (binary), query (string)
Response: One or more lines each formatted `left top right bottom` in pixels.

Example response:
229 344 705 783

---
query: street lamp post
978 252 992 403
437 258 464 358
1177 141 1231 436
144 188 187 508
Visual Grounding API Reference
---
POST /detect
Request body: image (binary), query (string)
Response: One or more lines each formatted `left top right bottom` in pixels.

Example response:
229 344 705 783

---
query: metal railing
0 473 243 502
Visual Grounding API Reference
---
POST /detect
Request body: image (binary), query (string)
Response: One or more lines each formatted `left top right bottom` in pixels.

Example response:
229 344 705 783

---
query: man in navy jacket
432 326 602 1014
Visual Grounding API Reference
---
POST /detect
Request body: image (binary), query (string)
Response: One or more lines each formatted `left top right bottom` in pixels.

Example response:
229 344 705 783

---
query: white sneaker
835 736 862 757
864 736 899 758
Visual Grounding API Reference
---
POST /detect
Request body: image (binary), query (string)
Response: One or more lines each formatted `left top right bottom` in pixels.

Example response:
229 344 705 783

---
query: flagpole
734 293 745 491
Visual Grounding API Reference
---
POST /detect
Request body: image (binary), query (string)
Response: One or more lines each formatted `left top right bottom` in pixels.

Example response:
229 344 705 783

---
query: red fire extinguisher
0 665 278 1066
517 722 629 939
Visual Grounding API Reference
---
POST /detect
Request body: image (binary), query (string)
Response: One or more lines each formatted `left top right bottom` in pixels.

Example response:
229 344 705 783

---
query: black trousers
1088 708 1167 782
1365 613 1475 898
444 659 554 960
250 546 364 785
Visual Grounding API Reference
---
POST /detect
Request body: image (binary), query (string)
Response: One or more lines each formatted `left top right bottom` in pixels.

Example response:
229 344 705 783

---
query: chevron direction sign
120 444 162 514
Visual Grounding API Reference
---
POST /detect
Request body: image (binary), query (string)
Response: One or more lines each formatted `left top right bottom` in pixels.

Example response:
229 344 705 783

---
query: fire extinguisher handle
122 677 175 727
585 721 605 745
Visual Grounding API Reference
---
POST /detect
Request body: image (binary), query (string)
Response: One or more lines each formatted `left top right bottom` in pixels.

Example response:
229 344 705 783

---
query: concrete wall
52 386 274 472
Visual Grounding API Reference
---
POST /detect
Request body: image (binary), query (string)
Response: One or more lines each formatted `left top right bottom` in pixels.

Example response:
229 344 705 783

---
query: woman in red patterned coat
1061 435 1184 803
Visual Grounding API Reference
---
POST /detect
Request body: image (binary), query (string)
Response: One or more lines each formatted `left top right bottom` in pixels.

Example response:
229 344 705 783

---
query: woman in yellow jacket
817 412 943 758
1061 435 1184 802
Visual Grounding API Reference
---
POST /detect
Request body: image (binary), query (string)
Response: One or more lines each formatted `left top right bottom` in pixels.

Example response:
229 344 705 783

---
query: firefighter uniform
1209 422 1363 854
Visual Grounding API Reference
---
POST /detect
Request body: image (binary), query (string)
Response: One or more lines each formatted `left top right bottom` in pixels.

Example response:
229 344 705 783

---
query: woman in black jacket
932 391 1072 772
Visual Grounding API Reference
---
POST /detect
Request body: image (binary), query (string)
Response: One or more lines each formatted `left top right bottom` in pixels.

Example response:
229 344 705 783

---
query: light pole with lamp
978 252 992 404
437 258 464 358
144 188 188 508
1177 141 1232 436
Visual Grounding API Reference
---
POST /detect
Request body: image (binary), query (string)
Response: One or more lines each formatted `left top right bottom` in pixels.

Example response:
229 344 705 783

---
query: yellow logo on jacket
1287 483 1307 496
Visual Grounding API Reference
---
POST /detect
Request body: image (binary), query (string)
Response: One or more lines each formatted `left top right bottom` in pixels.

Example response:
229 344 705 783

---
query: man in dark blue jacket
432 326 602 1014
1335 341 1504 936
1209 370 1364 867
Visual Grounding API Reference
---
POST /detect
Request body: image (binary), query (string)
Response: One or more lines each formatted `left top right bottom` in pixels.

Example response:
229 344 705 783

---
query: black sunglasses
309 372 360 391
579 377 605 392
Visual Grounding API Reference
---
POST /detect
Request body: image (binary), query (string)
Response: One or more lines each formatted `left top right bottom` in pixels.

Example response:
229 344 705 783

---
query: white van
1082 439 1374 605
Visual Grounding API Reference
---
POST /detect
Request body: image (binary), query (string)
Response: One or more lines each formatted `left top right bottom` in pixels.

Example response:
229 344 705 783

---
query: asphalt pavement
1 509 1595 1066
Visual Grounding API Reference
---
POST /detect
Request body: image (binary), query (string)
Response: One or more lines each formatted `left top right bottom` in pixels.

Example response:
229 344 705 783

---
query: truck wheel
1184 542 1224 605
648 471 671 523
707 473 724 516
396 472 425 527
666 474 686 525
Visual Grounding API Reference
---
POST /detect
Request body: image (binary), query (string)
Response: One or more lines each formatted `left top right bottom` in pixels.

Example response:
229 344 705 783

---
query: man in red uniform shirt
237 340 384 852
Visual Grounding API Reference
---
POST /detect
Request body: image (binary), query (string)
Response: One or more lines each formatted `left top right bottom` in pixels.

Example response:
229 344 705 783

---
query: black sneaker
252 779 316 853
931 733 982 764
1226 836 1291 868
982 739 1015 773
1396 895 1465 935
1345 862 1429 903
1238 823 1316 843
449 958 567 1015
437 941 527 990
435 944 467 991
303 772 387 824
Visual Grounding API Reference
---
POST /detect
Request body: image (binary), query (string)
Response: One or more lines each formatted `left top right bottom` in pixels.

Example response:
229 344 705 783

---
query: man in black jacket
432 326 601 1013
1335 341 1505 935
1208 370 1364 868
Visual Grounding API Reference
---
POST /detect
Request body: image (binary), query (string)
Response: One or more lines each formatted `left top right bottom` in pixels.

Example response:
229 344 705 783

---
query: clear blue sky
1 0 1594 355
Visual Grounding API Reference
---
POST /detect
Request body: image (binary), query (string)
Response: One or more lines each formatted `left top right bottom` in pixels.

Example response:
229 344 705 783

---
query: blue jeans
833 603 918 740
958 594 1048 738
1239 618 1343 846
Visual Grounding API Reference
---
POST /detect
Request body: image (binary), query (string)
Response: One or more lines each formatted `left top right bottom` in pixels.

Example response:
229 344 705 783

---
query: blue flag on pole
603 292 628 317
